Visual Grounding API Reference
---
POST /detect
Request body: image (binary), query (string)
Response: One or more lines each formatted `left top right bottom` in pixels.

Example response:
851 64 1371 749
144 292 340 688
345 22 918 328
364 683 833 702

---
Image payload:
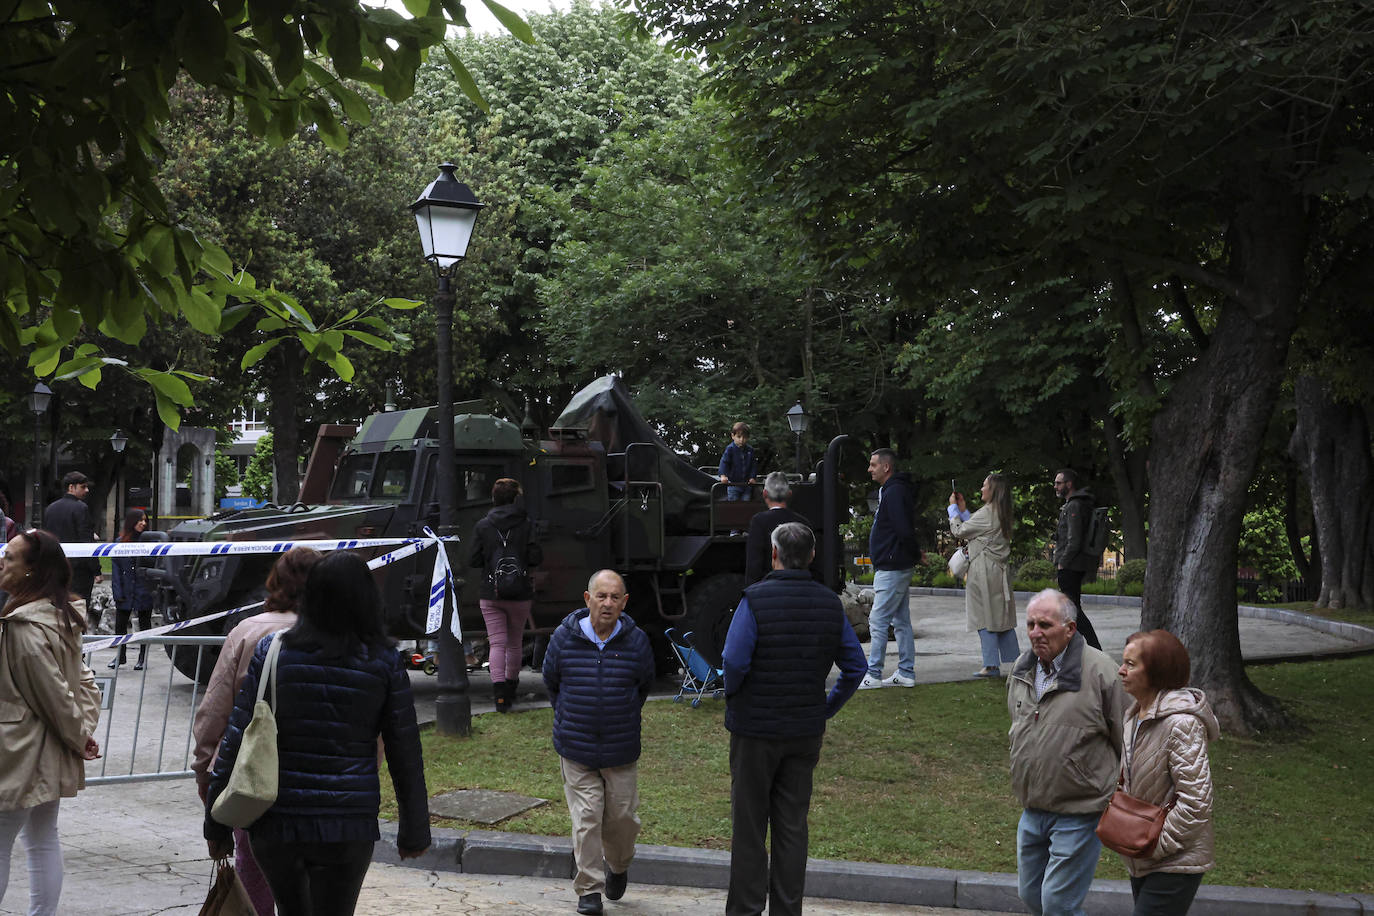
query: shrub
1017 558 1055 582
912 552 951 587
932 572 957 589
1117 558 1147 593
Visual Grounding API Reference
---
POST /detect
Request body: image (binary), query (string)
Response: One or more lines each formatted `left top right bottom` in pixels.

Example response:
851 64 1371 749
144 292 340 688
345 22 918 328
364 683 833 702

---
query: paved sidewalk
3 594 1370 915
0 782 1000 915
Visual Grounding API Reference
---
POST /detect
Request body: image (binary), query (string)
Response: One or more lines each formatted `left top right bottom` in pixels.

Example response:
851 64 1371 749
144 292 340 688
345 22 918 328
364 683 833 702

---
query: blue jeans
1017 808 1102 916
867 568 914 679
978 628 1020 669
726 485 751 501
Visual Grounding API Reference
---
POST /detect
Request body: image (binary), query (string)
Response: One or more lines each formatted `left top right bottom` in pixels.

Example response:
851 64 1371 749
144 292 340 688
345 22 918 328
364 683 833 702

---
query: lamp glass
786 402 809 434
29 383 52 414
413 206 479 268
109 429 128 453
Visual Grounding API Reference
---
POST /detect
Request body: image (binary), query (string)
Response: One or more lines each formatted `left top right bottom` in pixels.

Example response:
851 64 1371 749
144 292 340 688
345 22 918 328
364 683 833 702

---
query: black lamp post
28 383 52 528
786 401 809 476
110 429 128 528
412 163 484 738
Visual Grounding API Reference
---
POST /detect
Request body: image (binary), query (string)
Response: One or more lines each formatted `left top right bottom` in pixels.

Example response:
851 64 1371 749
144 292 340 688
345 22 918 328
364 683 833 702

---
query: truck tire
686 572 745 669
164 587 266 685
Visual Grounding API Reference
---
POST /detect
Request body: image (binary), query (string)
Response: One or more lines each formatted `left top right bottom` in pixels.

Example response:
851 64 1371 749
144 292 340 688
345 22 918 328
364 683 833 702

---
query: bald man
542 570 656 915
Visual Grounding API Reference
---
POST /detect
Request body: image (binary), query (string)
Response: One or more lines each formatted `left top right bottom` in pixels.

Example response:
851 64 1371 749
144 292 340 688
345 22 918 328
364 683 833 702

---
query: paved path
3 593 1368 915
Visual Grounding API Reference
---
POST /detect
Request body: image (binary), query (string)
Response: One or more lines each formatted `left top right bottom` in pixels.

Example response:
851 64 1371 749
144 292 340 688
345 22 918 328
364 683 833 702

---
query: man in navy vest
721 522 867 916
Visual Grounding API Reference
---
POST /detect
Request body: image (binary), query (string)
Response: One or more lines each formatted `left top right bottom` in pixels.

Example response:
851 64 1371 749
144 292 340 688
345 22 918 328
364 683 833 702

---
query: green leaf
182 288 223 334
343 328 391 349
201 242 233 276
153 389 182 431
383 297 423 310
444 47 490 113
481 0 534 43
326 351 355 381
241 337 283 370
144 369 195 406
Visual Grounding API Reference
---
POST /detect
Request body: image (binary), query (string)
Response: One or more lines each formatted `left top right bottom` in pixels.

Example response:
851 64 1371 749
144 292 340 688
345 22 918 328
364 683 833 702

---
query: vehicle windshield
332 454 375 500
331 451 417 502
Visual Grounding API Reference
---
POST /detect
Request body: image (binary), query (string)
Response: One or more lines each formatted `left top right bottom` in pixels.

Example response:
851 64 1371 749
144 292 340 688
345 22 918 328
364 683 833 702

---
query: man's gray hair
1030 587 1077 624
763 471 791 502
771 522 815 570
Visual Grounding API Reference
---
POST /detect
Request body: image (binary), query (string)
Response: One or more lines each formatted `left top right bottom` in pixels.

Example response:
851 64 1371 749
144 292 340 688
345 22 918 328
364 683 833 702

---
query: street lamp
28 383 52 528
412 163 484 738
110 429 129 528
786 401 809 476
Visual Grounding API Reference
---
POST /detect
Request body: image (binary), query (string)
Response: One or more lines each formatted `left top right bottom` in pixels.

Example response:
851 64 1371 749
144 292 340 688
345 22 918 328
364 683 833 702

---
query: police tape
77 532 464 653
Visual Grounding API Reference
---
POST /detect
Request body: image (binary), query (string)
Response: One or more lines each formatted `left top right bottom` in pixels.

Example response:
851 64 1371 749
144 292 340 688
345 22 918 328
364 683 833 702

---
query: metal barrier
81 635 226 785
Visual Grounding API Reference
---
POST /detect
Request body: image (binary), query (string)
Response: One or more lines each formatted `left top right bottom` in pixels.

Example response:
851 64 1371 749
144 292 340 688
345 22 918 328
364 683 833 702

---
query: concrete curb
374 826 1371 914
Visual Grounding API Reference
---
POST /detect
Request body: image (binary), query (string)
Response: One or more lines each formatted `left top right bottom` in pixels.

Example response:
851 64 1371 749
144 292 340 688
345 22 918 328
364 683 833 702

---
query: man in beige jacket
1006 589 1125 916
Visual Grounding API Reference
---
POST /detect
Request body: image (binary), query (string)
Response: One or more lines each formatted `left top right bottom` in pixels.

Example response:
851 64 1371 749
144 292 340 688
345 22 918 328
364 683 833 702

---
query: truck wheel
164 587 265 685
165 625 222 686
686 572 745 669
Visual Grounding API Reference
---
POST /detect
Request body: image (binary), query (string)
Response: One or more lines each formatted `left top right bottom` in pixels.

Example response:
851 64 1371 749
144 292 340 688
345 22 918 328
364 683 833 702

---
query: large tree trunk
1102 407 1148 561
1289 375 1374 610
1141 187 1305 736
268 348 303 504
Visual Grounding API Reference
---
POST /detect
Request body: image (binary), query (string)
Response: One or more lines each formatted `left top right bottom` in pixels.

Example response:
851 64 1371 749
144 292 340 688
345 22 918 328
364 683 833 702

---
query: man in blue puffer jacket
542 569 656 916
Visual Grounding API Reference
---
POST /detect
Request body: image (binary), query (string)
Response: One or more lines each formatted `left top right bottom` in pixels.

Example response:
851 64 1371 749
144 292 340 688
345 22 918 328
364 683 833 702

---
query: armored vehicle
158 376 848 681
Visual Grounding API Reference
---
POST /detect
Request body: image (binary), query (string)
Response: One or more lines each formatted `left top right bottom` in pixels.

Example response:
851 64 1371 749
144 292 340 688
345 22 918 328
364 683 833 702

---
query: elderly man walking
542 569 656 916
722 522 867 915
1007 589 1125 916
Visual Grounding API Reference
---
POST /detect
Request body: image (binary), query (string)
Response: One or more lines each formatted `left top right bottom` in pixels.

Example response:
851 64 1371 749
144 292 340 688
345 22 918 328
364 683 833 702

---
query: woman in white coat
948 473 1019 677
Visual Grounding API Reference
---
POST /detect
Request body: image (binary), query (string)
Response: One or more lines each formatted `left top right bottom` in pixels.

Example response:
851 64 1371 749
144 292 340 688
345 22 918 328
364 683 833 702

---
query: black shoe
605 868 628 901
133 658 146 671
107 656 123 669
577 892 603 914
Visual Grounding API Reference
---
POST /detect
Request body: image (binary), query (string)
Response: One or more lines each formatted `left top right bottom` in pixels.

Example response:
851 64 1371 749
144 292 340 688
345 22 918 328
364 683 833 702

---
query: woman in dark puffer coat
204 551 430 916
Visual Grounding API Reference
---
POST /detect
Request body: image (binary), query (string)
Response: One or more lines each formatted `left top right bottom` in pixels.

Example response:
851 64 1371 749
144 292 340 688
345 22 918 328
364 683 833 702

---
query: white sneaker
883 672 916 688
858 674 885 690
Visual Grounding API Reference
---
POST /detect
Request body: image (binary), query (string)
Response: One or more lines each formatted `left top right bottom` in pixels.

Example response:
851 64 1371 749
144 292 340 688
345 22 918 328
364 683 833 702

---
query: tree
1 0 528 418
402 4 703 425
630 0 1374 732
538 95 894 461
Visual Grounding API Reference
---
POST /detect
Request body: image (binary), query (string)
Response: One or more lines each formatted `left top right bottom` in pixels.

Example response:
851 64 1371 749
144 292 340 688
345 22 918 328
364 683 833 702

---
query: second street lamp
29 382 52 528
786 400 809 476
411 163 484 738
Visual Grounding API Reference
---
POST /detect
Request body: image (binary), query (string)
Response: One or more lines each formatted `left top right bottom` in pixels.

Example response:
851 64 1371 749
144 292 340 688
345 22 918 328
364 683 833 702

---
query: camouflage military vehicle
158 376 848 681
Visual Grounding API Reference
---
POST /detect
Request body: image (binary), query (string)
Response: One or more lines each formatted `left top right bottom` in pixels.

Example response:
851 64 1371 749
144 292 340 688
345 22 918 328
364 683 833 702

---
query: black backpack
488 522 531 599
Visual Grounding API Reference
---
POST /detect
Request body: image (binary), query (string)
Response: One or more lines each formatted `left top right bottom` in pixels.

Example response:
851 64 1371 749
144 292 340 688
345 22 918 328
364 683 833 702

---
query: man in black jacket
862 448 919 688
744 472 816 585
1052 468 1102 650
42 470 102 627
722 522 866 916
542 569 656 916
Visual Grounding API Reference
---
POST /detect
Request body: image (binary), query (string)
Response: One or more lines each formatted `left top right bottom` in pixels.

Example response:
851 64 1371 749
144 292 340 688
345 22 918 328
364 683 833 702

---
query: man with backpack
1052 468 1102 650
469 478 543 712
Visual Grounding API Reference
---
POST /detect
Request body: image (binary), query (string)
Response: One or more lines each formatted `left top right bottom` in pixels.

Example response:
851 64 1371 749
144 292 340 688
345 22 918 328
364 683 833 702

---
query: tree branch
1080 239 1244 302
1167 275 1209 351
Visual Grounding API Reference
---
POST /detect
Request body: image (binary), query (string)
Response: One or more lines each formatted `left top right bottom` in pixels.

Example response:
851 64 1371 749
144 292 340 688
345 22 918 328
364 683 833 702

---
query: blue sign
219 497 267 510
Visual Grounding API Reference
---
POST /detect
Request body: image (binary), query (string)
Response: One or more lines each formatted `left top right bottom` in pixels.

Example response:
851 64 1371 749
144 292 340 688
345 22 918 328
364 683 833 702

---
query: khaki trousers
560 756 641 895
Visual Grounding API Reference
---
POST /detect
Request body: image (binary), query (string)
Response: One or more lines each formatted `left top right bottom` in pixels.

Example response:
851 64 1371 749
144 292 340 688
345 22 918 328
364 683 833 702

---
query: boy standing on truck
718 421 758 501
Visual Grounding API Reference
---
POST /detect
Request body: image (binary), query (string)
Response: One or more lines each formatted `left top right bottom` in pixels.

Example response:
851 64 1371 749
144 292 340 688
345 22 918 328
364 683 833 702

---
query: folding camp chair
666 627 725 707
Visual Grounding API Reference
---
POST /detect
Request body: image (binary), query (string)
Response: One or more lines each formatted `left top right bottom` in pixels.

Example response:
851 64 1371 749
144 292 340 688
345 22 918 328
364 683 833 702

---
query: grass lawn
385 655 1374 895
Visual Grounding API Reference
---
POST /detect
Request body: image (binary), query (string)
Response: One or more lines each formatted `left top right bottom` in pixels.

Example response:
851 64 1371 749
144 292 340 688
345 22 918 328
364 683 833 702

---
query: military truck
157 376 849 681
